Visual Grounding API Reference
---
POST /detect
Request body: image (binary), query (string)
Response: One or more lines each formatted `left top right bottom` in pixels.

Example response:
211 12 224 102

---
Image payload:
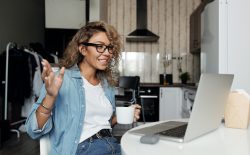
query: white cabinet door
159 87 182 121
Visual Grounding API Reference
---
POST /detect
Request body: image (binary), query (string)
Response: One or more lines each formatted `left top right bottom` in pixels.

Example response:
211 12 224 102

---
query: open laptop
129 73 234 142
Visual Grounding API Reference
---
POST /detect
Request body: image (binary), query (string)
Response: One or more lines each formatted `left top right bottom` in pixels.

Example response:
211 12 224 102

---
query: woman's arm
36 59 65 129
36 94 56 129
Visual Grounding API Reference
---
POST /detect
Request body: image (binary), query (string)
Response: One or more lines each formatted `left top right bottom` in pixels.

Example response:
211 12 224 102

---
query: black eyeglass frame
80 42 114 54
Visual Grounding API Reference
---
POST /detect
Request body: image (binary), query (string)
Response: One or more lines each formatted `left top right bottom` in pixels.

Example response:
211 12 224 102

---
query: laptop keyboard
129 121 188 137
158 124 188 138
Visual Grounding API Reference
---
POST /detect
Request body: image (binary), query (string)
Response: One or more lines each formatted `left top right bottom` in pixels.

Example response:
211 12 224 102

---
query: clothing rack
4 42 24 138
1 42 55 138
4 42 16 120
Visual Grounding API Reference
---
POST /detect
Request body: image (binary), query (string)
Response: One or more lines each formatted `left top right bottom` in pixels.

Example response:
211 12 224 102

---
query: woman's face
80 32 113 71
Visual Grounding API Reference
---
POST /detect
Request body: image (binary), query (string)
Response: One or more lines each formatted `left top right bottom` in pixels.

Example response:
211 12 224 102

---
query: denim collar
68 64 109 88
69 64 82 79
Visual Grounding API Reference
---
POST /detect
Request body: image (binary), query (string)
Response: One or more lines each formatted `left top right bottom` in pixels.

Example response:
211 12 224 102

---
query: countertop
140 83 198 90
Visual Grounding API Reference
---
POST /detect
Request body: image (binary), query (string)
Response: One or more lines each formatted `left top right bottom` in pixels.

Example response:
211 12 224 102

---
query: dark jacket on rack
0 48 37 122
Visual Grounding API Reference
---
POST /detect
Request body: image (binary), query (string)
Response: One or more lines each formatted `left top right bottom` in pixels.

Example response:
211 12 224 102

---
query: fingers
58 67 65 80
54 67 65 87
44 70 55 88
130 104 141 109
42 59 53 72
41 59 65 90
134 108 141 120
41 66 47 81
130 104 141 122
41 59 53 81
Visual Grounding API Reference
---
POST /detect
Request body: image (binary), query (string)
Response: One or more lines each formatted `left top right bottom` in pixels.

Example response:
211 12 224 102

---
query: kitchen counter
140 83 197 90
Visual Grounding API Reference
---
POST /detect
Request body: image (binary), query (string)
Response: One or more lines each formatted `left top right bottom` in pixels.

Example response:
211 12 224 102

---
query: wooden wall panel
172 0 180 83
116 0 124 36
180 0 187 73
158 0 166 75
139 0 150 82
109 0 117 27
166 0 173 75
107 0 201 83
123 0 131 52
129 0 137 53
151 0 159 82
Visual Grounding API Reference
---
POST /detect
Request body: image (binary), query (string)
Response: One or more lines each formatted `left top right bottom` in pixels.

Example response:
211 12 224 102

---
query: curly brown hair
59 21 122 86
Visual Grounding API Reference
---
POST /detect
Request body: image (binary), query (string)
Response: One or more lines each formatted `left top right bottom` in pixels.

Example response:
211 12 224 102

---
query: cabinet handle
139 90 146 93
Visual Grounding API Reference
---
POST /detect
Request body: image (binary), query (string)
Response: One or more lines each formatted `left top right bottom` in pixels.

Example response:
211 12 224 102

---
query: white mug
116 107 135 124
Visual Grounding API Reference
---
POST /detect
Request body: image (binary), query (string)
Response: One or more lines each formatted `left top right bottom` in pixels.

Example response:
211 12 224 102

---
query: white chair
40 135 51 155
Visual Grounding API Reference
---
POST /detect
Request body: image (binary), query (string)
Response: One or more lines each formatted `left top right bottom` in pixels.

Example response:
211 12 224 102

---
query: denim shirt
25 65 116 155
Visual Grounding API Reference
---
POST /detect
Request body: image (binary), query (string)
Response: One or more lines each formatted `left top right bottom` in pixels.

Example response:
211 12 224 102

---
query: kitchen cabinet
201 0 250 94
190 0 214 53
159 87 182 121
189 2 202 53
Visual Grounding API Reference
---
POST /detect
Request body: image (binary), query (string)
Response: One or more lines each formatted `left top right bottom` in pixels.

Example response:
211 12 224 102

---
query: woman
25 21 141 155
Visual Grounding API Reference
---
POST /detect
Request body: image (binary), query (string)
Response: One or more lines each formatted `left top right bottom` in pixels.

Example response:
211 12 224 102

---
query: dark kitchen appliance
159 74 173 85
139 85 159 122
126 0 159 42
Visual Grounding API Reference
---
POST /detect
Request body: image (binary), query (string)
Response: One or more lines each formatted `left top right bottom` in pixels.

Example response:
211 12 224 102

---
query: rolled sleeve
25 104 53 139
25 85 53 139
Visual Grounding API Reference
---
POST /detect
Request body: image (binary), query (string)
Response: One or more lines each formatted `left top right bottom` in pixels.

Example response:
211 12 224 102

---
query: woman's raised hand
41 59 65 98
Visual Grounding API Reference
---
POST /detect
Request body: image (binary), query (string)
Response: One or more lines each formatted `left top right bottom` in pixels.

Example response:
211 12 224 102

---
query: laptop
129 73 234 142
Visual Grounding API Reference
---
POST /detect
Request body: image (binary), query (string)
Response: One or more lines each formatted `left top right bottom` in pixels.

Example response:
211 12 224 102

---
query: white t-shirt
79 76 113 143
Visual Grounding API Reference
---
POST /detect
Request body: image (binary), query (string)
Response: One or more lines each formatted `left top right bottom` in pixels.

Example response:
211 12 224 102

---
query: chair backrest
40 135 51 155
118 76 140 90
116 76 140 106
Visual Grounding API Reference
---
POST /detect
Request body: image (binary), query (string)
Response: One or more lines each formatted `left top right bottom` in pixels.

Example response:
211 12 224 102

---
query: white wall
89 0 100 22
0 0 45 53
227 0 250 93
45 0 86 29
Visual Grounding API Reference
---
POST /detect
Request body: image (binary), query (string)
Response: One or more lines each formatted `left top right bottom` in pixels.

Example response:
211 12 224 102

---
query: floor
0 123 141 155
0 132 40 155
0 133 122 155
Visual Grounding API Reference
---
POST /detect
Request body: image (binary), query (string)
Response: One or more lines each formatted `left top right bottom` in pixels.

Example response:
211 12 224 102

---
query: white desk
121 121 250 155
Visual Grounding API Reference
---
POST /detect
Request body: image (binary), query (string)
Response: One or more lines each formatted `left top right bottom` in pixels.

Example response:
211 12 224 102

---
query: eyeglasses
80 42 114 54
